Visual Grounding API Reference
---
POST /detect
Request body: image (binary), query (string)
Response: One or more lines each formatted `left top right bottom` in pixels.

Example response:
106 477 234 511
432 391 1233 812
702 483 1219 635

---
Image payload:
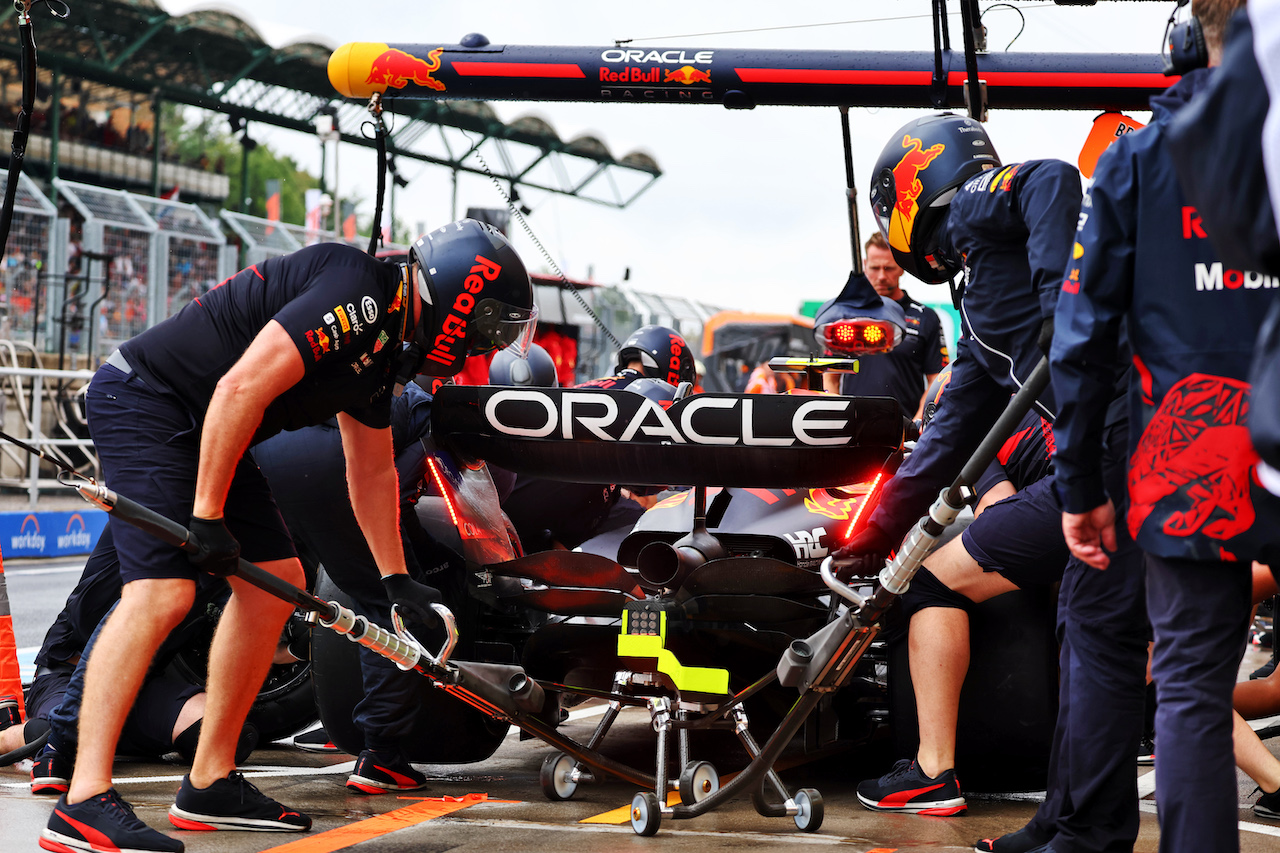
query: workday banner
0 510 107 558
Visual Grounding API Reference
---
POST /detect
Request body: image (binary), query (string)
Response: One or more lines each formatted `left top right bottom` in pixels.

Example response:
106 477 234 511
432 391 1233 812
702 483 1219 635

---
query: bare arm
822 373 842 395
338 412 408 578
193 321 304 519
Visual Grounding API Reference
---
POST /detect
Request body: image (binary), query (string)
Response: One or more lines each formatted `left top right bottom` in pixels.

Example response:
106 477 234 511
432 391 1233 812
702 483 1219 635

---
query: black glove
187 516 241 577
382 573 443 639
831 524 895 580
1037 315 1055 356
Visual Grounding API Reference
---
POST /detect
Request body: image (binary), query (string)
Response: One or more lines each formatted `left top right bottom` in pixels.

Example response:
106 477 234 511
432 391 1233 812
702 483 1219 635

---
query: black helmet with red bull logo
869 113 1000 283
408 219 537 378
614 324 695 385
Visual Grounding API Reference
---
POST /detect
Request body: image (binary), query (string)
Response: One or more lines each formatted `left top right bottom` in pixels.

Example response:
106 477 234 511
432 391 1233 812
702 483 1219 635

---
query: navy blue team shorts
960 475 1070 589
85 363 296 584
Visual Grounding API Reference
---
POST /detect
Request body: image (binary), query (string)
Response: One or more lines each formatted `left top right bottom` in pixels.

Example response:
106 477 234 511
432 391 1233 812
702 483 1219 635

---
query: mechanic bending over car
0 527 260 793
835 113 1151 853
40 219 535 853
9 382 456 798
499 329 694 553
1050 1 1280 847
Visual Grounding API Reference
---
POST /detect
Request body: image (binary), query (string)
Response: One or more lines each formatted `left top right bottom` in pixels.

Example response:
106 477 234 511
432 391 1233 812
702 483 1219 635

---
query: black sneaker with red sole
345 749 428 794
42 789 184 853
32 745 73 795
168 772 310 832
856 758 967 816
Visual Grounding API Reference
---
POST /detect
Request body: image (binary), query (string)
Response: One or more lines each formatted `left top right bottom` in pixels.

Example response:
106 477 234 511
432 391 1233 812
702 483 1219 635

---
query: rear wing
431 386 906 488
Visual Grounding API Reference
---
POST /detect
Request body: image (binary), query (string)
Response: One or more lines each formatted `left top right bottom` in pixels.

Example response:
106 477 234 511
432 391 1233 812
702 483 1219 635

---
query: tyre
161 593 318 743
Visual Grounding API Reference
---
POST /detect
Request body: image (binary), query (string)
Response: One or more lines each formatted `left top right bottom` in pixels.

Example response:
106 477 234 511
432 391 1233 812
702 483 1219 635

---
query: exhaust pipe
636 541 706 589
452 662 547 715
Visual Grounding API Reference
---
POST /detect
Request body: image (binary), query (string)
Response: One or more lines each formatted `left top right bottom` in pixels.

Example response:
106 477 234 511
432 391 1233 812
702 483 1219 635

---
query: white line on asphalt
4 564 85 576
1136 802 1280 837
1136 768 1156 799
0 761 357 790
435 817 863 844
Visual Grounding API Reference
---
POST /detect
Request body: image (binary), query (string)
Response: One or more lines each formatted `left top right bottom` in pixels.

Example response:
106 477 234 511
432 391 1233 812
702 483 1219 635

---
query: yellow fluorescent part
616 612 730 695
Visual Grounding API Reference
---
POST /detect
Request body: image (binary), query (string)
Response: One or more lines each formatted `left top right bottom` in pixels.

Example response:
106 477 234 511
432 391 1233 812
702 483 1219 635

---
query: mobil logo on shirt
1182 207 1280 292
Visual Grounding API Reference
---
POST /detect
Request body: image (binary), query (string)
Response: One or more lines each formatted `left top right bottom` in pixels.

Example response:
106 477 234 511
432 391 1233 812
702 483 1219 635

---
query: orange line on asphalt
262 793 497 853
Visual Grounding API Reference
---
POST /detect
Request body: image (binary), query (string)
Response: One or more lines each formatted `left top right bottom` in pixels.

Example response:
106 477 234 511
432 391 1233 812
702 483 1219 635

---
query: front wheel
793 788 824 832
630 792 662 837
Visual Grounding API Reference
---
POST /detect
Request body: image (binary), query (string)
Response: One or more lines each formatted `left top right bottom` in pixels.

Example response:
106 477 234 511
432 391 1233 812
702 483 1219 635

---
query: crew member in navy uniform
823 232 949 419
252 380 460 794
837 113 1150 853
1051 2 1280 849
575 324 696 391
40 220 535 853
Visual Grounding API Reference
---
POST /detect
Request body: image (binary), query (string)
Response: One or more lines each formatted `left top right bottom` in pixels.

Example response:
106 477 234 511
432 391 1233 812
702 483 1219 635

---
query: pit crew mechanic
41 219 535 853
856 386 1064 817
836 114 1150 853
1050 1 1280 847
252 379 460 794
822 232 949 419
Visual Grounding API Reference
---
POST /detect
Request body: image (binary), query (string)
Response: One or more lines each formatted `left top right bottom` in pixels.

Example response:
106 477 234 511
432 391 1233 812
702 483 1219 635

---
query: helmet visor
468 300 538 356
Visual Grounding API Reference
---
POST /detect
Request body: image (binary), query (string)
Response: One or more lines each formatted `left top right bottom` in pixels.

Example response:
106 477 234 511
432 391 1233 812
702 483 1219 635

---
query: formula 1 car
309 360 1057 796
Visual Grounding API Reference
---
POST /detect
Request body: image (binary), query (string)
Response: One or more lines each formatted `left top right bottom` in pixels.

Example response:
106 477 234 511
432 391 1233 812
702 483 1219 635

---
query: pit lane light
817 319 903 355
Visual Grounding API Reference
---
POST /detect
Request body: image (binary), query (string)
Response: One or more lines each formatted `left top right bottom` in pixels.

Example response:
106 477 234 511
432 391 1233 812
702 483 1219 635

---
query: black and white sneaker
1136 735 1155 766
1256 787 1280 820
42 789 184 853
168 772 311 832
292 726 343 754
856 757 967 815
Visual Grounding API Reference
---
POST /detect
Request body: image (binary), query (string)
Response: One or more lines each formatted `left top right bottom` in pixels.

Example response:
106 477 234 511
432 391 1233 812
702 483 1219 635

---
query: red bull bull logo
804 488 861 521
664 66 712 85
887 135 945 254
366 47 446 92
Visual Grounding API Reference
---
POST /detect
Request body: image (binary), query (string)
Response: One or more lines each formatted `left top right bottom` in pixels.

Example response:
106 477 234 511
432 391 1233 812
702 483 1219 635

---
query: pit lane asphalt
4 559 1280 852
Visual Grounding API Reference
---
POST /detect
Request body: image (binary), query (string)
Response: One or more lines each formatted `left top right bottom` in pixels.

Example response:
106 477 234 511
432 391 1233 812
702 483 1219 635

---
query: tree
160 105 319 223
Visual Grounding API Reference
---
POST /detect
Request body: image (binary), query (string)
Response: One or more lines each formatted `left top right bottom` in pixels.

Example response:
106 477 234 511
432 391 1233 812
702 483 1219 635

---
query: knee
120 578 196 629
903 567 974 619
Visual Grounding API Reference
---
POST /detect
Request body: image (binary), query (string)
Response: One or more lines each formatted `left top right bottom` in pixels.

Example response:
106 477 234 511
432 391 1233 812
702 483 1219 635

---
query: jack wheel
678 760 720 804
539 752 578 801
793 788 824 832
631 792 662 837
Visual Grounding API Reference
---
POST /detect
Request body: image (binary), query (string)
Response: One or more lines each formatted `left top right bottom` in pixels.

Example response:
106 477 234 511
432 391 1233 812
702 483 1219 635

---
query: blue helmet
488 342 558 387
